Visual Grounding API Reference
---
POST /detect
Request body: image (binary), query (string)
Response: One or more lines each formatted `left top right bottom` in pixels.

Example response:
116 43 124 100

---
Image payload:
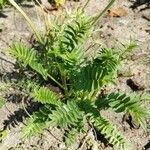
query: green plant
53 0 66 6
0 0 8 9
3 0 150 149
0 97 5 108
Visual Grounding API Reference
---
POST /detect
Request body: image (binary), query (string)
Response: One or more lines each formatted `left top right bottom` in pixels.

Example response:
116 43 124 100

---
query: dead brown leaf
108 7 128 17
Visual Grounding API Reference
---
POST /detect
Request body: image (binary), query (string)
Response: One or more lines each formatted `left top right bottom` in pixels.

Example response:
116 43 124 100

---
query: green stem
92 0 116 25
48 74 64 90
9 0 43 44
35 0 50 32
61 74 66 92
90 89 99 101
57 64 68 95
82 0 91 10
63 75 68 96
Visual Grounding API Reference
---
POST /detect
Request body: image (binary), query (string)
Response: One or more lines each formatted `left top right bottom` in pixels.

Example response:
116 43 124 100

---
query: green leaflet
32 86 61 106
10 43 49 80
97 93 150 129
72 48 119 96
0 97 5 108
92 116 129 150
49 101 84 128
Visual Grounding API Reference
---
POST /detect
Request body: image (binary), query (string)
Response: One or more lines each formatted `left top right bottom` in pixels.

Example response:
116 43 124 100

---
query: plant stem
82 0 91 10
35 0 50 32
48 74 64 90
22 96 33 118
57 64 68 95
92 0 116 25
91 89 99 101
9 0 43 44
63 75 68 96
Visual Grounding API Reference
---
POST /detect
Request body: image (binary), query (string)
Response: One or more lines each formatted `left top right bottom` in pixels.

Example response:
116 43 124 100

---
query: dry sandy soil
0 0 150 149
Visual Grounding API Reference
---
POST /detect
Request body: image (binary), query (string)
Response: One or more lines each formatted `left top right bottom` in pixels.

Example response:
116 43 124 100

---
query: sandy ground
0 0 150 149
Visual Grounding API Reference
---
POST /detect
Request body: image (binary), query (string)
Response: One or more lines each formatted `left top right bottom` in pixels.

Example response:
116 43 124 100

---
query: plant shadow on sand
130 0 150 10
3 100 42 130
1 71 43 131
0 11 7 18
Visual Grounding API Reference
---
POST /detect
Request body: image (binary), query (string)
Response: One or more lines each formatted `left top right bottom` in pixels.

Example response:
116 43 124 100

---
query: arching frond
72 48 120 96
64 128 78 147
10 42 49 80
59 9 92 53
18 79 40 92
22 105 52 138
49 101 84 128
47 9 92 73
91 116 129 150
22 117 45 138
18 79 61 106
97 93 150 129
79 99 129 149
32 87 61 106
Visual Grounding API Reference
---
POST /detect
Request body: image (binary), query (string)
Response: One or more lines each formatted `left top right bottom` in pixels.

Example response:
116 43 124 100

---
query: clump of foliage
0 0 8 9
2 0 150 149
49 0 66 7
